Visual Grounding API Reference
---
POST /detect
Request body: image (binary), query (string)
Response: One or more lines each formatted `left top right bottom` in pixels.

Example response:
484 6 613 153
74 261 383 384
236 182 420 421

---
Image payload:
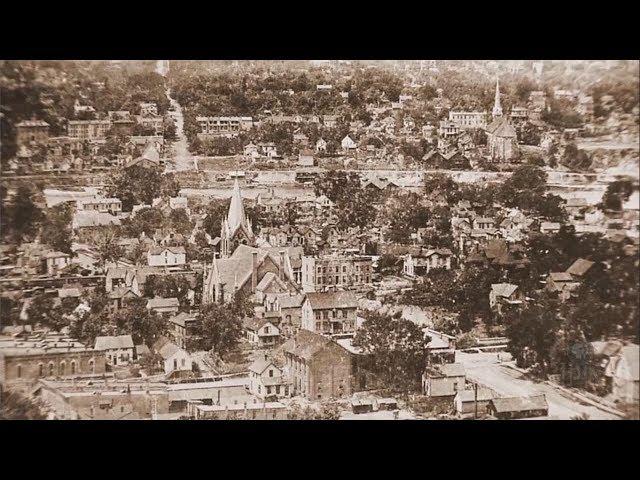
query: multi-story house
196 116 253 137
147 246 186 267
300 291 358 335
94 335 135 367
67 120 111 140
403 248 453 277
243 318 281 348
76 197 122 215
448 111 487 130
248 357 290 399
168 312 200 350
301 254 372 292
15 119 50 148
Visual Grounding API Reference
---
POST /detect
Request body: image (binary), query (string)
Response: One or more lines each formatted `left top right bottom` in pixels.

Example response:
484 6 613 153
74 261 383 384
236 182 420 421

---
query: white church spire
227 178 248 234
492 77 503 118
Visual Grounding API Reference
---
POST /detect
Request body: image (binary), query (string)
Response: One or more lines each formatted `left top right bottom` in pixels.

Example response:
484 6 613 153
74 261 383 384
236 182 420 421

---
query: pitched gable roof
490 395 548 413
485 117 517 137
436 363 465 377
249 358 280 375
491 283 519 298
549 272 574 282
282 329 344 360
146 297 180 309
94 335 134 351
566 258 595 277
305 291 358 310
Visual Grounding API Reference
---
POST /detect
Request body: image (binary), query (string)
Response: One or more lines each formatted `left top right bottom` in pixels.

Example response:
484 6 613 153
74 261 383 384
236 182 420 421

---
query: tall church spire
492 77 503 118
227 178 247 234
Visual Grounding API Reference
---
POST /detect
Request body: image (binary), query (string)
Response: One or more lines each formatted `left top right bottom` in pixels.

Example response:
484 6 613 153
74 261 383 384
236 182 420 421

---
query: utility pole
474 382 478 420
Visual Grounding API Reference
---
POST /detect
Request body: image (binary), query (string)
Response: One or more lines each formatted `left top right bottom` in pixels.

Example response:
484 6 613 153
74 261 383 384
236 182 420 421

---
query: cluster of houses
7 101 171 174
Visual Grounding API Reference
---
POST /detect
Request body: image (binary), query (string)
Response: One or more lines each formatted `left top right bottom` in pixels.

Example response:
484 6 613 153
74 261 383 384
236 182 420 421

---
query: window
276 385 280 395
264 326 270 334
89 359 95 374
267 386 272 395
71 361 76 374
173 359 177 369
49 363 54 376
16 365 22 378
181 358 186 367
269 370 274 378
59 362 65 376
39 364 44 377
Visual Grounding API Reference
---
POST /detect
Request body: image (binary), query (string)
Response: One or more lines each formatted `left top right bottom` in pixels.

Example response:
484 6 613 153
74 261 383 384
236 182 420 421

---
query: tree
25 294 73 331
202 200 228 239
287 401 341 420
144 274 193 309
40 202 74 254
168 208 193 236
122 206 166 237
313 170 381 229
100 298 168 346
504 294 563 373
498 165 566 220
376 254 400 276
3 185 43 242
601 179 636 211
108 165 179 212
193 299 244 357
0 390 47 420
71 293 167 346
424 173 460 203
561 142 592 172
383 192 432 244
353 311 430 392
95 228 124 267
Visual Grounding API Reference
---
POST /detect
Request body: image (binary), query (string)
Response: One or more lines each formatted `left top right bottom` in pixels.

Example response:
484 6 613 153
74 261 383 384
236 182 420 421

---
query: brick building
301 254 372 293
283 329 353 400
15 119 50 148
0 334 106 386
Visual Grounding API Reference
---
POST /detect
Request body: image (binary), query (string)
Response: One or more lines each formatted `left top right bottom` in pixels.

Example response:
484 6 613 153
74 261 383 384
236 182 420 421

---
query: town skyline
1 59 638 420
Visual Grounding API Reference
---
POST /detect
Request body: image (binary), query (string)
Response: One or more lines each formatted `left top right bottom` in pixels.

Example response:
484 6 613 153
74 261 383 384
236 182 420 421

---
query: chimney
251 251 258 292
279 250 286 281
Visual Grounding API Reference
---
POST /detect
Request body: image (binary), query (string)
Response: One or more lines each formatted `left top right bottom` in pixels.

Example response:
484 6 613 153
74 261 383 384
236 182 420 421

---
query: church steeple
492 77 503 118
220 178 254 258
227 178 248 234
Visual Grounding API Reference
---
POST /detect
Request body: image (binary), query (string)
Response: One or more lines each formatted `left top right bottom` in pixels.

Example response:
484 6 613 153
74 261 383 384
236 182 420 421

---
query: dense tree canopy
353 311 431 392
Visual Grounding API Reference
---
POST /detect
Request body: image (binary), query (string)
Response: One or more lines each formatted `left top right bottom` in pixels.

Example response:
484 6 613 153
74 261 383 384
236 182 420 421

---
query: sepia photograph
0 59 638 422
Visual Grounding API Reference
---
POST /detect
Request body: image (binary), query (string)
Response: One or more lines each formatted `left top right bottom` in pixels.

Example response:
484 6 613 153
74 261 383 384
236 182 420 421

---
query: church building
485 78 519 161
220 179 255 258
203 180 299 304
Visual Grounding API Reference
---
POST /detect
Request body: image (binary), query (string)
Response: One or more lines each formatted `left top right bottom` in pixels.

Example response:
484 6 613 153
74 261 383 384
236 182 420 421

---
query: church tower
220 179 254 258
492 77 503 118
